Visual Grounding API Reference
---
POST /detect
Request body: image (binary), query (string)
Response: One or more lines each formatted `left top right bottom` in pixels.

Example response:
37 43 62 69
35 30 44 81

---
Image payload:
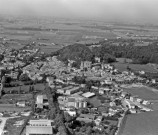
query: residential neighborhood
0 42 156 135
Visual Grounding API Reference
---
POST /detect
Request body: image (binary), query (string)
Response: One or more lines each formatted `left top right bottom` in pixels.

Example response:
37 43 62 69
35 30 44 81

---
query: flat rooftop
82 92 95 98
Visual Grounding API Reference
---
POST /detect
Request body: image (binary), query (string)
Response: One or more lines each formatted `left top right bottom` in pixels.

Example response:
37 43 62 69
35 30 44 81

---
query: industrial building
26 119 54 135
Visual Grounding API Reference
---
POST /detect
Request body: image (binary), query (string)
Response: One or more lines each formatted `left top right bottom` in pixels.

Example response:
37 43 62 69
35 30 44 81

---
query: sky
0 0 157 23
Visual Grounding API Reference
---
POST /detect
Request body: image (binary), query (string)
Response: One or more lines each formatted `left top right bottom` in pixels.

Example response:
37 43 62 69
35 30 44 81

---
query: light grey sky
0 0 157 23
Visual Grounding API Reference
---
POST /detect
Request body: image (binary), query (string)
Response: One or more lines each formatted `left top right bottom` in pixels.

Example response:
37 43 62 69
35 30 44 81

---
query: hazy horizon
0 0 157 24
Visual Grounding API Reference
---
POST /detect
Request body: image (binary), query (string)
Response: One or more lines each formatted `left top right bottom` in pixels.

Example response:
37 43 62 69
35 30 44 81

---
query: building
80 61 92 70
57 86 73 94
26 119 54 135
65 87 80 95
36 95 49 108
16 101 25 107
76 114 95 123
95 57 101 63
95 116 103 125
58 95 87 109
46 77 55 87
82 92 95 98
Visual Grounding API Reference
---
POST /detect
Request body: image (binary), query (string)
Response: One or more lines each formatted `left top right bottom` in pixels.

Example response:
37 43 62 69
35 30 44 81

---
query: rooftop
82 92 95 98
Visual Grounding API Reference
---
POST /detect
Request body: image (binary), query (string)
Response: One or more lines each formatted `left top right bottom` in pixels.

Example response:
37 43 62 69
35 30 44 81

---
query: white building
26 119 54 135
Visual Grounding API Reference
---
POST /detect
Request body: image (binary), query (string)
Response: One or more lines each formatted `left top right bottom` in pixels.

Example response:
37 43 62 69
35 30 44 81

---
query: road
0 117 8 135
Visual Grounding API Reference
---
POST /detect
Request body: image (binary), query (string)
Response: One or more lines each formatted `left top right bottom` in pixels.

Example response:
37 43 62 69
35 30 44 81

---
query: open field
4 83 45 93
2 94 33 101
1 16 158 54
0 16 118 53
0 94 33 105
122 111 158 135
88 96 102 107
113 63 158 73
111 23 158 39
5 116 29 135
0 104 30 112
123 86 158 101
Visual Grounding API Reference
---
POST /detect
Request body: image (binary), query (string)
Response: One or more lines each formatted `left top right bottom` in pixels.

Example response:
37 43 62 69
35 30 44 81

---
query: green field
88 96 101 108
4 83 45 93
113 63 158 73
122 111 158 135
123 86 158 101
6 116 29 135
0 17 118 51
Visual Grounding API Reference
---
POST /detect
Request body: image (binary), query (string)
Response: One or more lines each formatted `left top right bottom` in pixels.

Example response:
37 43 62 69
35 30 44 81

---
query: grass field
4 83 45 93
122 111 158 135
2 94 33 101
0 94 33 105
113 63 158 73
5 116 29 135
88 96 102 107
0 17 118 50
0 105 30 112
123 86 158 101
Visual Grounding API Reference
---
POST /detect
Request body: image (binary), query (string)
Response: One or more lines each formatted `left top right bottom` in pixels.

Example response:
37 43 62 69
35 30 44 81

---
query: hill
57 44 93 64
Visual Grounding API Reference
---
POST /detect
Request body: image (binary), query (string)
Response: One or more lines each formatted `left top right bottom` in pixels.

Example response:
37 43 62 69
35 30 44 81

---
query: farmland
0 16 118 54
122 111 158 135
123 85 158 101
113 63 158 73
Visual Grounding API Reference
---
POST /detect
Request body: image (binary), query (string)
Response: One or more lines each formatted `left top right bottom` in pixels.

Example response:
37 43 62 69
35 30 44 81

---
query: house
80 61 92 70
142 100 150 105
95 116 103 125
130 109 136 113
121 92 127 98
26 119 54 135
122 99 135 109
65 110 76 116
94 125 104 131
152 79 156 84
36 95 49 108
82 92 95 98
95 57 101 63
104 80 112 85
5 71 18 79
139 70 145 75
76 114 95 123
65 87 80 95
16 101 25 107
46 77 54 86
108 108 117 116
56 78 65 84
99 87 111 95
58 95 87 109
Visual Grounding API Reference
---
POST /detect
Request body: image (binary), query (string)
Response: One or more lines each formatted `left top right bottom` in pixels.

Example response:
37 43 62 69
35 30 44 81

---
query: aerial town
1 1 158 134
0 41 157 135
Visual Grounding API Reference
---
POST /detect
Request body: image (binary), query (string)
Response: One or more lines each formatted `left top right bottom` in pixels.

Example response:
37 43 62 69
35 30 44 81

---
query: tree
44 84 68 135
102 53 116 63
64 112 73 122
1 70 6 79
0 54 4 61
126 66 131 71
5 77 12 84
57 44 93 63
19 74 29 81
19 86 22 94
86 126 93 135
58 126 68 135
1 76 5 85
